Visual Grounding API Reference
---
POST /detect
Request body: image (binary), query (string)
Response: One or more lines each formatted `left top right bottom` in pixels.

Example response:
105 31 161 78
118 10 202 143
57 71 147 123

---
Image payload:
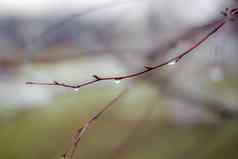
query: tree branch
61 87 130 159
26 19 227 90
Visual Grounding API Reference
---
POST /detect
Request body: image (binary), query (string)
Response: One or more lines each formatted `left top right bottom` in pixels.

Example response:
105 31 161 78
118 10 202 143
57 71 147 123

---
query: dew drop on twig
114 80 121 85
74 88 80 92
168 60 177 66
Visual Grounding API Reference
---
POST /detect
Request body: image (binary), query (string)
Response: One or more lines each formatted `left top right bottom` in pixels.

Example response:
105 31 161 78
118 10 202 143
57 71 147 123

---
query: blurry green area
0 83 238 159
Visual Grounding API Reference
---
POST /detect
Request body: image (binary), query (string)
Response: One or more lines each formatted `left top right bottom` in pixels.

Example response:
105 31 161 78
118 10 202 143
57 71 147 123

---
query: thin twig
61 87 130 159
26 19 227 90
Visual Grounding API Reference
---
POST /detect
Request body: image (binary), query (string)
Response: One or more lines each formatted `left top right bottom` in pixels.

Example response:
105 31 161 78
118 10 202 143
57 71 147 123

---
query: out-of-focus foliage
1 86 238 159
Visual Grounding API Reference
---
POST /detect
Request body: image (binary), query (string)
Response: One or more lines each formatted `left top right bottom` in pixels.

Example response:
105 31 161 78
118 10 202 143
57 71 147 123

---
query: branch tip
222 7 238 21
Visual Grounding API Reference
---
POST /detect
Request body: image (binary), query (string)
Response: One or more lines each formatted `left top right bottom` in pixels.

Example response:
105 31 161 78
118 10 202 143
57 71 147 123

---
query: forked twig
61 87 130 159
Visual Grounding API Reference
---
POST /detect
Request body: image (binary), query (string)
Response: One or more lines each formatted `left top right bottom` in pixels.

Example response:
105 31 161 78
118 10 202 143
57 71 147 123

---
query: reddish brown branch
26 8 238 90
61 87 130 159
26 19 227 90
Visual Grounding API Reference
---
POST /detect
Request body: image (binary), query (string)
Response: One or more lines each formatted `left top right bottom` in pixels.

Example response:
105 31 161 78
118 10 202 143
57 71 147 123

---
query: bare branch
26 19 227 90
61 87 130 159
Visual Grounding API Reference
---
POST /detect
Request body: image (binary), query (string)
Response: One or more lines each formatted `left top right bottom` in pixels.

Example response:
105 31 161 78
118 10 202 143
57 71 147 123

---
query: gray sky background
0 0 221 18
0 0 114 15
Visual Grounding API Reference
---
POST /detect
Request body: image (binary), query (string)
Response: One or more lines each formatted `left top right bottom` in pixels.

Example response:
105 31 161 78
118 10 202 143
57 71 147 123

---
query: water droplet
74 88 80 92
168 60 176 66
114 80 121 84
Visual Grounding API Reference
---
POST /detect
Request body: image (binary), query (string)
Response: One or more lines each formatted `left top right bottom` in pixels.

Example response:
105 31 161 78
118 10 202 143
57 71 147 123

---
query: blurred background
0 0 238 159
